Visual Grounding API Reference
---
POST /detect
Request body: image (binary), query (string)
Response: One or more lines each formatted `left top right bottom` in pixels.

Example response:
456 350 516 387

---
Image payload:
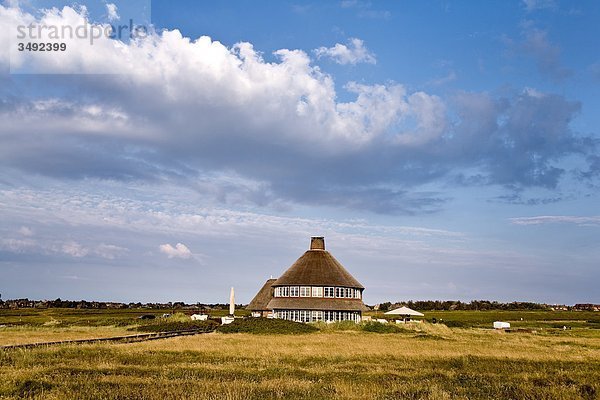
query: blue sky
0 0 598 305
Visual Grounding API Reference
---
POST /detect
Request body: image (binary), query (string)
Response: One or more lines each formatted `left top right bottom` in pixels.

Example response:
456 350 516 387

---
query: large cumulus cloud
0 4 596 214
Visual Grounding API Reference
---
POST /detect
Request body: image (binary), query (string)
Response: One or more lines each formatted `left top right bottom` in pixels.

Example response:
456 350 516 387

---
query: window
277 310 360 324
335 287 343 298
299 310 310 323
282 287 290 297
274 287 281 297
290 286 299 297
324 287 335 298
345 288 352 298
324 311 334 322
312 311 323 321
300 286 311 297
312 287 323 297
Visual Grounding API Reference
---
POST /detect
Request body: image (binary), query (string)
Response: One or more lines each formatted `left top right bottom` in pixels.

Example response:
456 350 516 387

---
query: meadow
1 308 599 399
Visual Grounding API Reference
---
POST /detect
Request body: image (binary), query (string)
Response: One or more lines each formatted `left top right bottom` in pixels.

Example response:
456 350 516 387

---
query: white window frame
300 286 311 297
324 287 335 298
290 286 299 297
311 287 323 297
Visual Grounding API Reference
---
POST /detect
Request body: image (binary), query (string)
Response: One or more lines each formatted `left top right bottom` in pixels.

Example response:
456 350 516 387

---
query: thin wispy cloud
522 0 557 12
510 216 600 226
61 241 89 258
340 0 391 19
427 70 457 86
519 22 572 81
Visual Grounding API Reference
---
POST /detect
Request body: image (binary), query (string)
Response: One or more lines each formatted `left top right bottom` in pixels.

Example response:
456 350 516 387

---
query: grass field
1 309 599 399
366 310 600 329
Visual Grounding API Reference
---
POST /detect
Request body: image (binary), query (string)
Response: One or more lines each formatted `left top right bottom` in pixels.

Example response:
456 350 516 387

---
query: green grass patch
216 318 318 334
361 321 407 333
312 320 362 332
132 320 219 333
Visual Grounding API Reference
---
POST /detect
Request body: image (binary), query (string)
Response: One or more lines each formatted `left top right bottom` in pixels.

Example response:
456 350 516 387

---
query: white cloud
0 238 37 253
159 242 193 259
510 216 600 226
314 38 376 65
62 240 89 257
105 3 119 22
0 4 594 214
95 243 128 259
393 92 447 146
18 226 33 236
0 5 413 151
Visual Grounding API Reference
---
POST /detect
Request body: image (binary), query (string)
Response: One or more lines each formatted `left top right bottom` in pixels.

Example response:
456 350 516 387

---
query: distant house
248 237 367 323
574 304 600 311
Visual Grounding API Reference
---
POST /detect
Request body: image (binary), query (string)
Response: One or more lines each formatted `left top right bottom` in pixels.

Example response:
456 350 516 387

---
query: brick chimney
310 236 325 250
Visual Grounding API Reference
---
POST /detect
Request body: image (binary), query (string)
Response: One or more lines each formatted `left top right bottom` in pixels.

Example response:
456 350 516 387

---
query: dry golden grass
0 326 132 346
1 327 599 399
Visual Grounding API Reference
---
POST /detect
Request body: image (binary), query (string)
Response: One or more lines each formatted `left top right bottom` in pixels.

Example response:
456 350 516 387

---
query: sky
0 0 598 305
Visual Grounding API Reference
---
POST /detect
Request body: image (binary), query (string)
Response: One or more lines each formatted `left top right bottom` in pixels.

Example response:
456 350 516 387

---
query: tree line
377 300 551 311
0 298 238 310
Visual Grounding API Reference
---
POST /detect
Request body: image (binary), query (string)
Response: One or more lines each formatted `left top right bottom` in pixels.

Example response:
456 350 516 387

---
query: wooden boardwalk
0 329 211 351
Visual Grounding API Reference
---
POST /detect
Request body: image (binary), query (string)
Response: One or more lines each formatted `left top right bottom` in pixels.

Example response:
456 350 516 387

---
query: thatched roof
273 237 364 289
267 297 368 312
272 248 364 289
246 279 276 311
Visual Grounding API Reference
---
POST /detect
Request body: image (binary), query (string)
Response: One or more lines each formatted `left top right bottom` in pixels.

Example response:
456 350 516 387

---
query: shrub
442 320 470 328
216 318 318 334
361 321 405 333
312 320 362 332
132 320 219 333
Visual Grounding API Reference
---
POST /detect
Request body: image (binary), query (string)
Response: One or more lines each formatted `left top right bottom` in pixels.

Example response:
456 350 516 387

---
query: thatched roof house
246 278 276 315
248 237 366 322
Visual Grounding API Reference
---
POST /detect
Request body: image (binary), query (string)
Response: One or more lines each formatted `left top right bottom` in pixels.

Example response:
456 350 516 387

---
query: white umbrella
384 306 424 316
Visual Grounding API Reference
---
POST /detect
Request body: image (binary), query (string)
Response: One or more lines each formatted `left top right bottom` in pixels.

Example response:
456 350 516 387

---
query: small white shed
493 321 510 329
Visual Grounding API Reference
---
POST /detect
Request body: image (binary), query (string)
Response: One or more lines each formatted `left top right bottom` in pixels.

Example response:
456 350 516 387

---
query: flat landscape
1 309 599 399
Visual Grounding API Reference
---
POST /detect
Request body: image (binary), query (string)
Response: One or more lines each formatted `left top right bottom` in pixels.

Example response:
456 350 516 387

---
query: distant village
1 297 598 312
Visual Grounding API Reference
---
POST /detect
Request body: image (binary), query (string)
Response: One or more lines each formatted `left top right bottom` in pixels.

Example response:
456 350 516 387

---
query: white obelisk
229 286 235 316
